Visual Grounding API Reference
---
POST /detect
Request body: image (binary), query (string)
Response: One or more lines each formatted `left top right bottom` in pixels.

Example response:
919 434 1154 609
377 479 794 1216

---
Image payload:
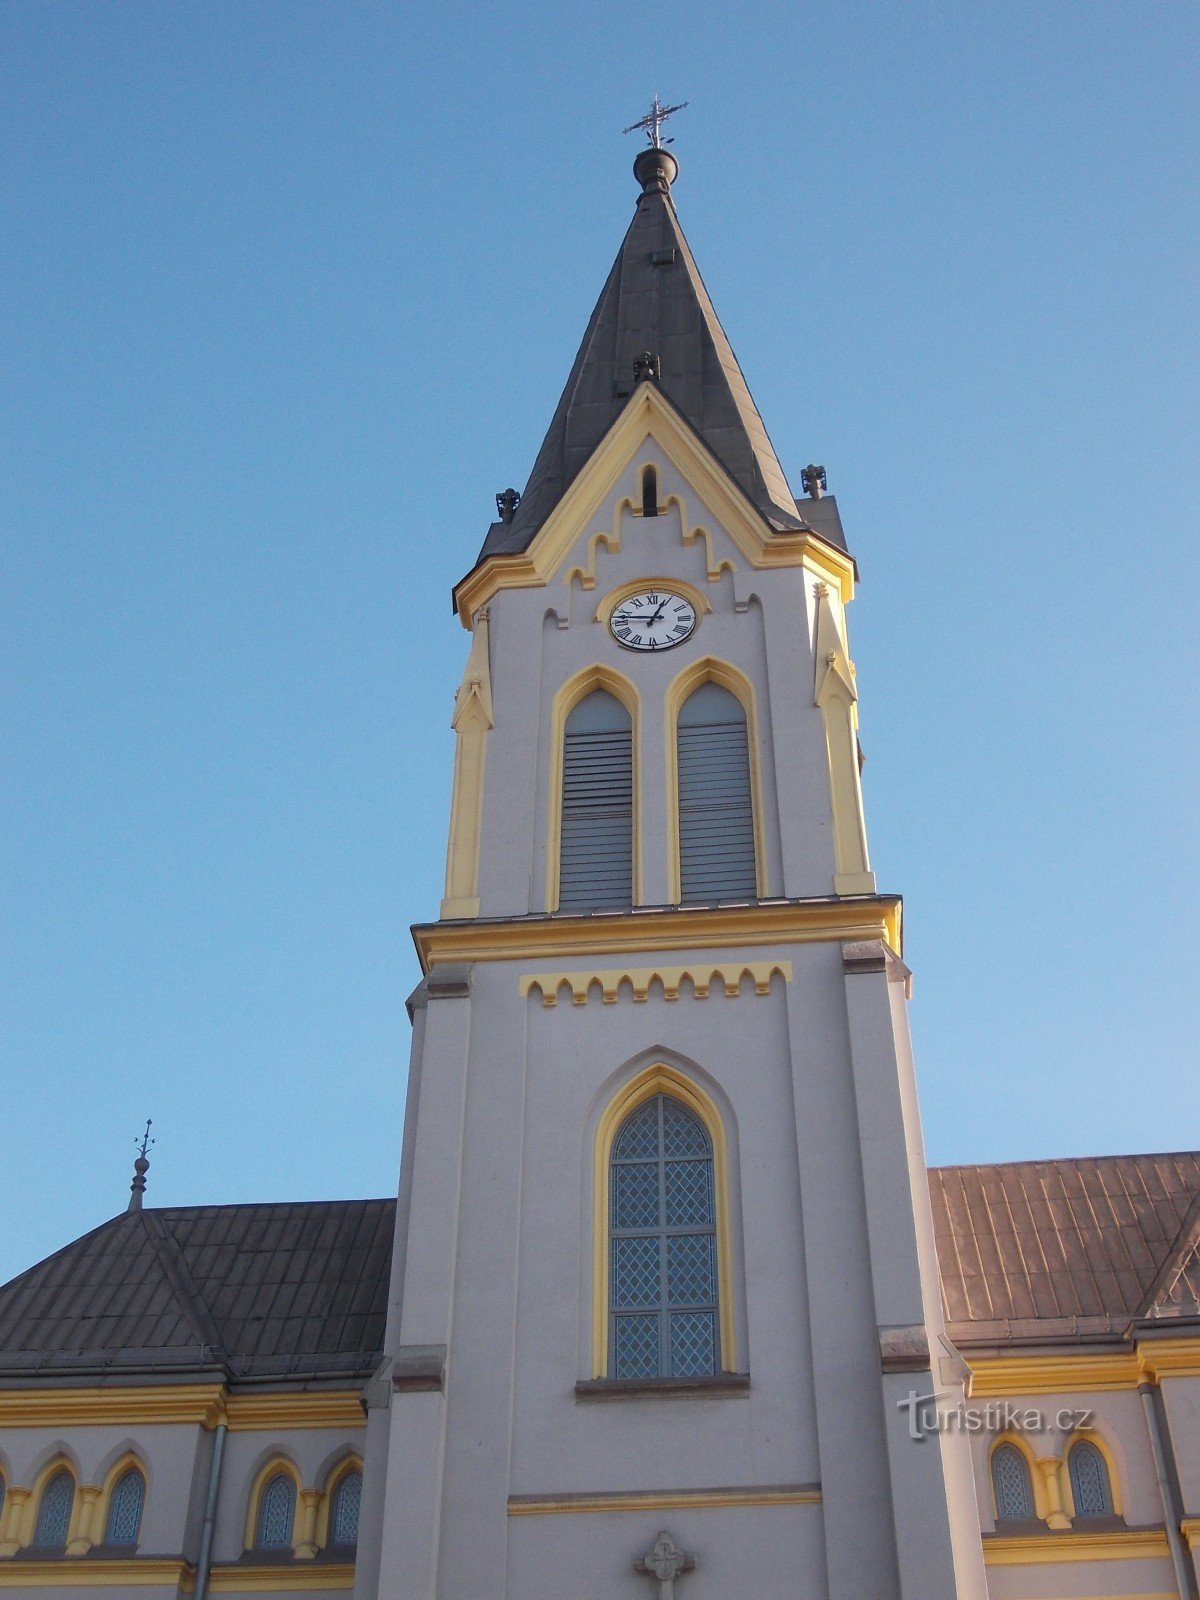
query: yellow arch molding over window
97 1451 147 1547
988 1433 1047 1522
591 1064 736 1379
243 1456 303 1554
1060 1429 1123 1520
546 663 643 912
664 655 767 904
315 1454 364 1550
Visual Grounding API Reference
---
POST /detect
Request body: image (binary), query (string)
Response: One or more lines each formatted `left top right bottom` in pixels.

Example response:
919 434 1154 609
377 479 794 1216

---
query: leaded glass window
255 1472 296 1550
991 1444 1034 1521
105 1467 145 1545
1068 1440 1112 1518
610 1093 719 1379
33 1469 74 1547
330 1469 362 1546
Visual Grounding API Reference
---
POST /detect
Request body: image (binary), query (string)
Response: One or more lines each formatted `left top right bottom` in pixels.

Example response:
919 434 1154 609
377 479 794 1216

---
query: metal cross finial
623 95 689 149
128 1119 155 1212
635 1530 694 1598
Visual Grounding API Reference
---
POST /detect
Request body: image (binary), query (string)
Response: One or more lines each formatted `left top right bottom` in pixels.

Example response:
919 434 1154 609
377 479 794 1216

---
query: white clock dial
609 589 698 651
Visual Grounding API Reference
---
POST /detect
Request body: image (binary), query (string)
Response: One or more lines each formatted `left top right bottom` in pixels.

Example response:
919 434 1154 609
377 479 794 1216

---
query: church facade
1 146 1198 1600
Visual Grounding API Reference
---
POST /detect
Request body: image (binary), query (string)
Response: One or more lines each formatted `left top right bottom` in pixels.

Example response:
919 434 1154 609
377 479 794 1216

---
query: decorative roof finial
623 95 689 150
801 464 827 500
496 487 521 524
127 1119 154 1212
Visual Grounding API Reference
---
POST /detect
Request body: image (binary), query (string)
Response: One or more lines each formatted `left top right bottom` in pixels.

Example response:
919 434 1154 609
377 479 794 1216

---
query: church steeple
478 147 831 565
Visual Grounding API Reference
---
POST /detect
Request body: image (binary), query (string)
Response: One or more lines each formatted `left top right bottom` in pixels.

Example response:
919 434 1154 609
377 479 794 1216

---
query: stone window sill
575 1373 750 1402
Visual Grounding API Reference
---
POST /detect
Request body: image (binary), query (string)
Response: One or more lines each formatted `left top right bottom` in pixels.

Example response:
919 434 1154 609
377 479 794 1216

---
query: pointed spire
476 148 831 566
127 1119 154 1212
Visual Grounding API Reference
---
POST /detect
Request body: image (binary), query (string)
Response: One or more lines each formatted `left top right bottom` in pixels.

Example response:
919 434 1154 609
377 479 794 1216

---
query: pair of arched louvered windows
559 683 755 910
30 1465 144 1548
254 1467 362 1551
991 1439 1113 1522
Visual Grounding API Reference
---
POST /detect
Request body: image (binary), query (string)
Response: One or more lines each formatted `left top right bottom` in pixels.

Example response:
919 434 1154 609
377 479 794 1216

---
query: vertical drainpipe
193 1421 228 1600
1139 1381 1198 1600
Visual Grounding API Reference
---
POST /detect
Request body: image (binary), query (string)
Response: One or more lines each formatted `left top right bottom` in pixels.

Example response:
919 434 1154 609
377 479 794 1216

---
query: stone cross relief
635 1530 694 1598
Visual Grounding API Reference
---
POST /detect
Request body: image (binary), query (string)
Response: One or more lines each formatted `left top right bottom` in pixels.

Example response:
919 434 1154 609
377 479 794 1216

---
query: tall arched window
105 1467 145 1545
330 1469 362 1547
255 1472 296 1550
1068 1440 1113 1518
991 1443 1035 1521
676 682 756 902
33 1469 74 1547
559 689 633 911
610 1093 718 1379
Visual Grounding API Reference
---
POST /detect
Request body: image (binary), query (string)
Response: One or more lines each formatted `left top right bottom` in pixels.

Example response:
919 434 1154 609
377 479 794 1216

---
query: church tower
355 143 988 1599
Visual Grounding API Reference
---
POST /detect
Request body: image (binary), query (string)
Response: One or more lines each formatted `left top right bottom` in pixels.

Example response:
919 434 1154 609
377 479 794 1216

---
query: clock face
609 588 698 651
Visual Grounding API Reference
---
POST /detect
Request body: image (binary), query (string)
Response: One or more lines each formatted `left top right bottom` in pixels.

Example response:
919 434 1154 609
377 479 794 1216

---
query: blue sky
2 1 1197 1283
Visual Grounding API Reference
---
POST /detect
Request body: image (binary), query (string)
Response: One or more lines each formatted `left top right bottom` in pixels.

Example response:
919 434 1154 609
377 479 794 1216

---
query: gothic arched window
1068 1439 1113 1518
255 1472 296 1550
676 682 756 902
33 1469 74 1547
330 1468 362 1547
990 1443 1035 1521
559 689 633 911
641 465 658 517
610 1093 718 1379
105 1467 146 1545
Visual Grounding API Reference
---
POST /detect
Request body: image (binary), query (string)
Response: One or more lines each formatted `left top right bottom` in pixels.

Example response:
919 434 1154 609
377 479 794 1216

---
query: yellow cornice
982 1528 1170 1565
0 1383 226 1429
1138 1337 1200 1380
417 897 901 971
208 1565 354 1592
508 1485 821 1516
224 1393 365 1430
0 1558 194 1587
453 385 856 624
1181 1517 1200 1551
967 1352 1145 1397
0 1384 365 1431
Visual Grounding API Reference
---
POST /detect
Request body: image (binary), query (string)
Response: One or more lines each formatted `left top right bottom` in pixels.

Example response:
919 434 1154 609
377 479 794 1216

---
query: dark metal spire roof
477 147 825 565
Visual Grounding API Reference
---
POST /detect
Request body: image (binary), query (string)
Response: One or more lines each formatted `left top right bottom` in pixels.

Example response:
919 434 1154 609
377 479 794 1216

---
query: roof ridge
1133 1187 1200 1319
140 1211 226 1357
931 1150 1200 1173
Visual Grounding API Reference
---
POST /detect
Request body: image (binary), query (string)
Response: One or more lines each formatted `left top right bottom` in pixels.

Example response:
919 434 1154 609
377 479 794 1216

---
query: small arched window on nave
105 1466 146 1545
33 1469 75 1548
990 1443 1035 1521
1068 1439 1114 1518
330 1468 362 1547
255 1472 296 1550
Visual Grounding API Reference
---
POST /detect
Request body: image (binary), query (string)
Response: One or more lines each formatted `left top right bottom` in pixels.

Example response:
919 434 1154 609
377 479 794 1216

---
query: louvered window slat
559 692 633 911
677 689 757 902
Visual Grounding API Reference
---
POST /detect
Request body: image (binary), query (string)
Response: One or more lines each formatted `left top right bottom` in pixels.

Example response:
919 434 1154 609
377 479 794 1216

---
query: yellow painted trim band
224 1393 365 1431
982 1529 1171 1565
1181 1517 1200 1551
508 1485 821 1515
208 1565 355 1592
520 960 791 1006
967 1353 1145 1397
0 1385 365 1431
417 897 902 970
0 1558 194 1587
0 1384 225 1428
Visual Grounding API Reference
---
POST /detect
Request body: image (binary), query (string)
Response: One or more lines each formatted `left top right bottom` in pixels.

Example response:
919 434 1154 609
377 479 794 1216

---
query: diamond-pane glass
609 1094 719 1378
612 1162 659 1229
1068 1442 1111 1517
256 1473 295 1549
105 1468 145 1545
613 1102 659 1160
667 1234 715 1306
664 1160 713 1227
670 1311 716 1376
662 1102 709 1158
331 1470 362 1546
991 1446 1034 1520
34 1471 74 1547
613 1236 660 1308
614 1314 660 1378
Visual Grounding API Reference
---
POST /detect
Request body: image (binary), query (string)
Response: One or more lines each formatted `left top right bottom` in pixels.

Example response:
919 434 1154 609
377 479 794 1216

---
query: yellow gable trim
416 898 902 970
982 1528 1171 1565
453 384 855 623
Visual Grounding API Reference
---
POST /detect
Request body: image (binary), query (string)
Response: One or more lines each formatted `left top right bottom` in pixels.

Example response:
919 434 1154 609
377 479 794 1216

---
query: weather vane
136 1118 155 1161
623 94 689 150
